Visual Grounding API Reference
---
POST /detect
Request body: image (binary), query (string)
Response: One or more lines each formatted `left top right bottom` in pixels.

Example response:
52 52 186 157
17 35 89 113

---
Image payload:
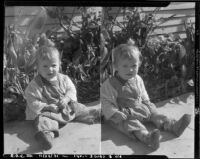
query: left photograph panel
3 6 101 154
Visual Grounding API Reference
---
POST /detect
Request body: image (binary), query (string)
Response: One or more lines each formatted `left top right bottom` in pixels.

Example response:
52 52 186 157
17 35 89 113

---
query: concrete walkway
4 93 194 157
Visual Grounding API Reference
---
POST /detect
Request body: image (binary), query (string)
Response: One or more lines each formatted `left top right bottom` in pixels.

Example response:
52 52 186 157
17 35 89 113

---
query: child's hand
130 110 146 121
58 96 71 109
111 111 127 124
134 113 146 121
43 104 59 113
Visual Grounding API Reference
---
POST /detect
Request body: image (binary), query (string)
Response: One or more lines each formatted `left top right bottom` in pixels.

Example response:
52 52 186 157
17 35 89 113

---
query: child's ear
139 55 143 66
59 64 62 73
112 64 117 76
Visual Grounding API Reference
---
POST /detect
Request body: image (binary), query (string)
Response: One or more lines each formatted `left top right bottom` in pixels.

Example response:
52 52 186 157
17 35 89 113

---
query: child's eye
52 64 57 67
43 65 48 68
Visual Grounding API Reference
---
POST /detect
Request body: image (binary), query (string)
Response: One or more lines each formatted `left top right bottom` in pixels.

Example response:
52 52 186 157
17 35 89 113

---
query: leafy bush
4 24 38 122
141 33 194 102
101 7 194 102
45 7 101 103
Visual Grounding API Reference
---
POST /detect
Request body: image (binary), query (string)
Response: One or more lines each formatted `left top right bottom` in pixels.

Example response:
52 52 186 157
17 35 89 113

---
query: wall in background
5 3 195 38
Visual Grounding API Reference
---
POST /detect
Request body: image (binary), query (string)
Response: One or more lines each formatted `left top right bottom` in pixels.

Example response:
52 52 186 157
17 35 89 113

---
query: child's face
38 53 60 81
116 57 139 80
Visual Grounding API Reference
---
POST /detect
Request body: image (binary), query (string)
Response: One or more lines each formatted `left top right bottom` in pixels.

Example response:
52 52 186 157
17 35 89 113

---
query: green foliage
101 7 194 102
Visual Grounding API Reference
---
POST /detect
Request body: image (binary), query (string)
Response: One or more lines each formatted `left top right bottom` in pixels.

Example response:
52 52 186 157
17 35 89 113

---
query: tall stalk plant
4 7 49 121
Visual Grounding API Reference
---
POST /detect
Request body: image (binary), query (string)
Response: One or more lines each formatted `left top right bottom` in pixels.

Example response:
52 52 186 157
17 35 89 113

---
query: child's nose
48 67 53 72
130 68 134 72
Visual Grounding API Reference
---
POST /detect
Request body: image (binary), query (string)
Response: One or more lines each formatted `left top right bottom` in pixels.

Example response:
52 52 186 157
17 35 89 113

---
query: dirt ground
4 93 195 158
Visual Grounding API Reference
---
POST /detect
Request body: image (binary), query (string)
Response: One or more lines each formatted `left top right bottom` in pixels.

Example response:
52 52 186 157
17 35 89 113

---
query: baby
25 37 100 150
101 39 191 150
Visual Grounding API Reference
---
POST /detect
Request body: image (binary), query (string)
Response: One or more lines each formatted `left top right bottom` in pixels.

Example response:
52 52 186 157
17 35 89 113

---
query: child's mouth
126 73 133 76
48 73 53 77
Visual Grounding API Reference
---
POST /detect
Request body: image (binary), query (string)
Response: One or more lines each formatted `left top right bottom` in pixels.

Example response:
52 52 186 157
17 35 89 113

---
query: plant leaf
8 40 18 67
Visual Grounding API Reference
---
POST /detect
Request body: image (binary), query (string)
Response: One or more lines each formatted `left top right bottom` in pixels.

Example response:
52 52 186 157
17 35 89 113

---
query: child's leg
34 114 60 136
70 101 101 124
107 119 145 140
134 129 160 150
34 114 60 150
107 119 160 150
150 113 191 137
41 111 70 125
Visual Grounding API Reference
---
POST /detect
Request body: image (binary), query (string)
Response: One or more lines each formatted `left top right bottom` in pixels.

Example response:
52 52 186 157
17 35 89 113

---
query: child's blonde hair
36 46 60 64
112 39 142 68
36 36 61 66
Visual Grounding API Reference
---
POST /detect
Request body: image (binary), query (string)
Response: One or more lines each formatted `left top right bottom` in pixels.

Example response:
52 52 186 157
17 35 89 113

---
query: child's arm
41 104 59 113
125 107 146 121
58 74 78 109
137 75 157 114
109 110 127 124
101 79 121 120
63 75 77 101
137 75 150 102
58 96 71 109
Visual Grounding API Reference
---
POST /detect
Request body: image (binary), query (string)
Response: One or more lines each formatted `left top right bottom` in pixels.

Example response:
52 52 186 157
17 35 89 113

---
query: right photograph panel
100 3 195 157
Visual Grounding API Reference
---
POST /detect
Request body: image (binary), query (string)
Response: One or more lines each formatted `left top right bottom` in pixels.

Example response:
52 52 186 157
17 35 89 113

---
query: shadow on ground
101 122 176 155
4 121 41 154
4 102 101 154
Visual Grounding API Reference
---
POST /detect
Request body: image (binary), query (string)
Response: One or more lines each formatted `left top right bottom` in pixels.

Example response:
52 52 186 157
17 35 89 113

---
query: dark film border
2 0 199 158
195 2 200 159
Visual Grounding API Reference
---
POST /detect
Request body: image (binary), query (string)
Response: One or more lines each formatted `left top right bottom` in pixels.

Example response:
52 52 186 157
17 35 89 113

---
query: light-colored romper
101 74 172 139
25 73 98 135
